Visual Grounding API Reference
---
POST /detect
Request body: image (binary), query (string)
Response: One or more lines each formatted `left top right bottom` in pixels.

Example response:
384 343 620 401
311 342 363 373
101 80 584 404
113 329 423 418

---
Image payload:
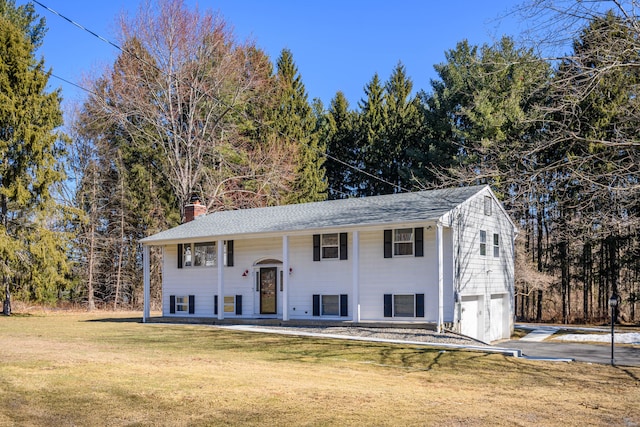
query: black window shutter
416 294 425 317
214 295 218 315
415 227 424 257
313 235 321 261
227 240 234 266
340 294 348 317
384 294 392 317
312 294 320 316
169 295 176 314
177 244 183 268
339 233 348 260
188 295 195 314
235 295 242 315
384 230 392 258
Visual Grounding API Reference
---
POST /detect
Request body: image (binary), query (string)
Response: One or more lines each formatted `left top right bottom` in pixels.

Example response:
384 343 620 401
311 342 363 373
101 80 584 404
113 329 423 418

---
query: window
179 241 230 268
484 196 492 216
394 228 413 256
493 233 500 257
214 295 242 315
384 228 423 258
384 294 425 318
175 296 189 312
194 242 216 267
313 294 348 316
313 233 347 261
170 295 194 314
394 294 415 317
321 234 339 259
480 230 487 256
321 295 339 316
223 296 235 313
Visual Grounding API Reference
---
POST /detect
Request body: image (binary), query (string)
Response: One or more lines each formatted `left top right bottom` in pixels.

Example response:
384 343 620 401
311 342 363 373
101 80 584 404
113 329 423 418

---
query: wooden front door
259 267 277 314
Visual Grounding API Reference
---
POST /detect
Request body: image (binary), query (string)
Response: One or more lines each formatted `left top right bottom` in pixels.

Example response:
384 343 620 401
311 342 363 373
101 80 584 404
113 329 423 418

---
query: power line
46 69 96 96
33 0 412 196
32 0 122 53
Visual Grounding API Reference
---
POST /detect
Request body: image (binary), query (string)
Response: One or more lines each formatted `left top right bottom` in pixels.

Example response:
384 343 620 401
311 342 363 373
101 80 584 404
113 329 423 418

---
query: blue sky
25 0 522 112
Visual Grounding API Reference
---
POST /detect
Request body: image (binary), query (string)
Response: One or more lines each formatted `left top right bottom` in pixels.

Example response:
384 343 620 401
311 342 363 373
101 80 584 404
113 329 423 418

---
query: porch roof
140 185 487 245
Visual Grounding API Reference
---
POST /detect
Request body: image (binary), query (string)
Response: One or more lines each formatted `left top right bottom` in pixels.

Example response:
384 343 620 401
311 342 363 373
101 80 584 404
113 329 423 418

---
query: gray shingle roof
140 185 487 245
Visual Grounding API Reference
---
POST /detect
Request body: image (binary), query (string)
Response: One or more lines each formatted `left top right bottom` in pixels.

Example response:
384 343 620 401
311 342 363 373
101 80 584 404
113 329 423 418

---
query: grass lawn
1 312 639 426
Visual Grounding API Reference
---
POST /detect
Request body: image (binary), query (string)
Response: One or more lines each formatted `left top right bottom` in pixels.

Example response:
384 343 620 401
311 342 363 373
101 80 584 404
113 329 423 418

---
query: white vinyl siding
158 187 514 342
443 188 515 342
289 234 351 318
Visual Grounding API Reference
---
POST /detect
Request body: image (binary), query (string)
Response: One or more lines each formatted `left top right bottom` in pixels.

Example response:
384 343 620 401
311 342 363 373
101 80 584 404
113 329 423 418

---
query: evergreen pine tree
383 62 423 192
274 49 327 203
324 92 358 199
0 4 69 314
356 73 386 196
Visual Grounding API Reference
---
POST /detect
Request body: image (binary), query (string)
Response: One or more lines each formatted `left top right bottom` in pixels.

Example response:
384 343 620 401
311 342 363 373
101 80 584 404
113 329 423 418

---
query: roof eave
140 217 443 246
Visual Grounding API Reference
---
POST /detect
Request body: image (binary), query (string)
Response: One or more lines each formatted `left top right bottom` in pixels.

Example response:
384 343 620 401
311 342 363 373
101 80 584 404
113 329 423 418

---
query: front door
259 267 277 314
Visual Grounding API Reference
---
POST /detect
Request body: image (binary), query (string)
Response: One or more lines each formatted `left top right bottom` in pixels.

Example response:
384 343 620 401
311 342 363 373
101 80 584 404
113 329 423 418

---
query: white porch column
217 239 224 320
352 231 360 322
282 235 289 321
437 222 444 333
143 245 150 323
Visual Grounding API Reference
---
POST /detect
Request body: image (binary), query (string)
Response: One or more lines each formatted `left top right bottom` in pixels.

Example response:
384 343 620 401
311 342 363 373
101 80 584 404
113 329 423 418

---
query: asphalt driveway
503 331 640 367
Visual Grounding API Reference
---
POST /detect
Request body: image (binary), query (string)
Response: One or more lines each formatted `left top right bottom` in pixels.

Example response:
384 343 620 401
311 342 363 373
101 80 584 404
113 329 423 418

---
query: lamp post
609 293 619 366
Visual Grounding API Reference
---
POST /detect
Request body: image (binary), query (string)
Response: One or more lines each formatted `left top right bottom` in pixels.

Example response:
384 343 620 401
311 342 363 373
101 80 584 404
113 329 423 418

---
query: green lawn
1 312 639 426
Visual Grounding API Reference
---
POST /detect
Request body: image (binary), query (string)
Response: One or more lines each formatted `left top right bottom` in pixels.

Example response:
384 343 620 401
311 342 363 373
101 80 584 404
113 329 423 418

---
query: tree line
1 0 638 323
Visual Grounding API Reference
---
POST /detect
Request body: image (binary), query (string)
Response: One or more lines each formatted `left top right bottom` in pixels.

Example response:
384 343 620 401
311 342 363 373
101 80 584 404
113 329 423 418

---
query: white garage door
460 296 480 340
490 295 505 342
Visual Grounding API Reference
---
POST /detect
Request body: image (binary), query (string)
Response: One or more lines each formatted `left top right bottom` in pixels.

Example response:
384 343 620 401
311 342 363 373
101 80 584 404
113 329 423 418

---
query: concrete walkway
519 326 560 342
508 323 640 366
215 324 523 357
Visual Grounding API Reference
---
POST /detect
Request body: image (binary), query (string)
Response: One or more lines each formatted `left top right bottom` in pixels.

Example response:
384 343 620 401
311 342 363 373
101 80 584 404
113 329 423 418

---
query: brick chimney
184 195 207 223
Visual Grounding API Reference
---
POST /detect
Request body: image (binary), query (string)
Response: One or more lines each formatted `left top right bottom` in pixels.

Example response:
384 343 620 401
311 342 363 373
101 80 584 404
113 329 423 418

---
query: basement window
321 295 340 316
175 296 189 312
384 293 425 318
394 294 415 317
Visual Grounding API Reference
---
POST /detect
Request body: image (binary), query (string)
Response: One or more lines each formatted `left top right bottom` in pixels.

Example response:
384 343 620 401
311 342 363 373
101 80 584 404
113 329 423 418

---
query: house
140 185 516 343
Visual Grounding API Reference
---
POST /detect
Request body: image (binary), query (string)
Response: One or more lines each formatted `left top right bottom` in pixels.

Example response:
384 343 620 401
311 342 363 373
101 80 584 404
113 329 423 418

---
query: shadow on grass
78 319 514 373
618 367 640 382
85 317 144 323
1 312 36 317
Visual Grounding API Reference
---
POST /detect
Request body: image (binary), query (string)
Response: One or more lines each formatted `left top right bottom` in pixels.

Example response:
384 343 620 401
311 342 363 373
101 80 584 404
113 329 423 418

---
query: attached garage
460 295 482 340
490 294 507 342
460 294 509 343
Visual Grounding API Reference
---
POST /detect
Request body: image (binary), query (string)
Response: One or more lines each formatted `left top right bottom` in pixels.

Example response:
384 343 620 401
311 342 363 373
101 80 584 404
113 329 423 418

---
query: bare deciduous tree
86 0 293 217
